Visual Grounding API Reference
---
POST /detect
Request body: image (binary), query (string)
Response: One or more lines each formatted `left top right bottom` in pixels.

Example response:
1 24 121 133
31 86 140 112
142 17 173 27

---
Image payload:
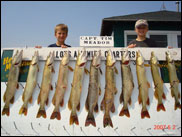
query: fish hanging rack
2 47 181 61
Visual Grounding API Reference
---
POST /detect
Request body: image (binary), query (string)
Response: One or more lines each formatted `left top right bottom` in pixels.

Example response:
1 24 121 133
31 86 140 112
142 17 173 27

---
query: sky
1 1 181 48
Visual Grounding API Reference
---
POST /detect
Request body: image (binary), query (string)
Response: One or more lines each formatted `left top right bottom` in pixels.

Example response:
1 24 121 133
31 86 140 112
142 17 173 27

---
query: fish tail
19 105 28 116
70 110 79 125
2 106 10 116
141 108 150 119
175 101 181 110
103 114 113 128
50 109 61 120
157 103 166 112
36 107 46 118
119 106 130 118
85 111 96 127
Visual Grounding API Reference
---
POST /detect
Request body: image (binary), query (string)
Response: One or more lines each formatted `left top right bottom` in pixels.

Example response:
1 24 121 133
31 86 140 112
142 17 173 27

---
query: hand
127 44 136 48
35 45 42 48
61 45 68 48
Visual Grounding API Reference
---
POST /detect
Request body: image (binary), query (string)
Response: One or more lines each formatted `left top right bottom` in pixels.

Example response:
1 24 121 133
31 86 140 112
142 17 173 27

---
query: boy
128 19 157 48
36 24 71 48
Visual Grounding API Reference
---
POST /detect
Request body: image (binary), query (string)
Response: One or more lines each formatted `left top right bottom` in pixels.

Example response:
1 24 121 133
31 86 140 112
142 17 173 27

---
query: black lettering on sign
84 41 88 44
128 51 131 58
132 51 135 58
60 51 64 58
56 51 59 58
105 51 108 58
116 51 120 58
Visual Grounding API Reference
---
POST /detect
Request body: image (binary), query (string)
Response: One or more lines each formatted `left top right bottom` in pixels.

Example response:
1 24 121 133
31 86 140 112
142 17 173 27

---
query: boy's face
135 25 148 37
55 30 67 43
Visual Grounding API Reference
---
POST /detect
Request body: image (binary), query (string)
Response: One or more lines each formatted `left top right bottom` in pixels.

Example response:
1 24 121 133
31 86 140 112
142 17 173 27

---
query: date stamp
154 125 176 130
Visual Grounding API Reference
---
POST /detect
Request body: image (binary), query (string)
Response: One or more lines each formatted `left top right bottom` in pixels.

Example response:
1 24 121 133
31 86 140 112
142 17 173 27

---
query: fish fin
77 102 80 111
141 109 150 119
162 93 166 100
100 98 105 111
52 67 55 73
99 86 101 96
178 92 181 99
99 68 103 75
68 66 74 72
94 103 99 113
60 99 64 107
114 87 118 95
85 96 89 112
111 103 115 113
120 91 123 104
70 111 79 125
147 98 150 105
68 99 72 110
147 82 150 88
16 83 19 89
138 92 142 104
22 92 25 102
175 102 181 110
85 112 96 127
37 93 41 104
52 93 56 106
103 114 113 128
157 103 166 112
2 107 10 116
171 89 175 97
46 98 49 106
154 89 158 99
36 107 46 118
50 84 53 90
84 68 90 75
50 111 61 120
119 107 130 118
114 67 118 74
29 96 33 104
10 96 14 104
3 92 6 102
19 105 28 116
128 98 132 105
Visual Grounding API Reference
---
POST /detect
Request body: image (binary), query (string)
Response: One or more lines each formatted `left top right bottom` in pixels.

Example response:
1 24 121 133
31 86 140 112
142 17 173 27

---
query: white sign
80 36 114 47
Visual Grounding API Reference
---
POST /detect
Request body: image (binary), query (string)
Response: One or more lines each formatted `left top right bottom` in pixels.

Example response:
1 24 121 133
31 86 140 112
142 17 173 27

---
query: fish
136 50 150 119
166 51 181 110
2 50 23 116
150 51 166 112
36 51 55 118
50 51 73 120
100 49 118 128
85 50 102 127
119 49 134 118
19 51 39 116
68 48 88 125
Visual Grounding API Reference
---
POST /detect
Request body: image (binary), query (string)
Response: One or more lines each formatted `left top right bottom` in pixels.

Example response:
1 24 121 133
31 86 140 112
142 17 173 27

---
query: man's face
135 25 148 37
55 30 67 43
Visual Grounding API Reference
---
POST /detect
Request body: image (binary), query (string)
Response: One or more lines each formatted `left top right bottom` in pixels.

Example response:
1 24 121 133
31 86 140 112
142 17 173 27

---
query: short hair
55 24 68 34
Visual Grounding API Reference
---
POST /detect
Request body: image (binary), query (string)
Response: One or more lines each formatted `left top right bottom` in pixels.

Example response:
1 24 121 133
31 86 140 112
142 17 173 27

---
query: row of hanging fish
2 48 181 129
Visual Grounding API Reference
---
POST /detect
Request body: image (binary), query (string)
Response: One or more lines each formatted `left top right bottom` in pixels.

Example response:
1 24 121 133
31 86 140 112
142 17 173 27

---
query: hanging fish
119 49 134 117
50 51 73 120
166 51 181 110
101 49 118 128
85 50 102 127
19 51 39 116
36 51 55 118
2 50 23 116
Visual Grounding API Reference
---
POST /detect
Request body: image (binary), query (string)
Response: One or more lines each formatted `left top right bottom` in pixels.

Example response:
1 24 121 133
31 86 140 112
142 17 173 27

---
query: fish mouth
14 61 21 66
123 60 129 65
48 63 53 66
79 62 86 67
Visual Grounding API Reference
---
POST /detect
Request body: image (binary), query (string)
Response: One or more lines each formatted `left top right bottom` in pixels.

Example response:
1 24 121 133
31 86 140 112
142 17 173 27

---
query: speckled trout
85 50 102 127
136 50 150 119
19 51 39 116
2 50 23 116
36 51 55 118
166 51 181 110
150 51 166 112
119 49 134 118
68 48 89 125
50 51 73 120
101 49 118 128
